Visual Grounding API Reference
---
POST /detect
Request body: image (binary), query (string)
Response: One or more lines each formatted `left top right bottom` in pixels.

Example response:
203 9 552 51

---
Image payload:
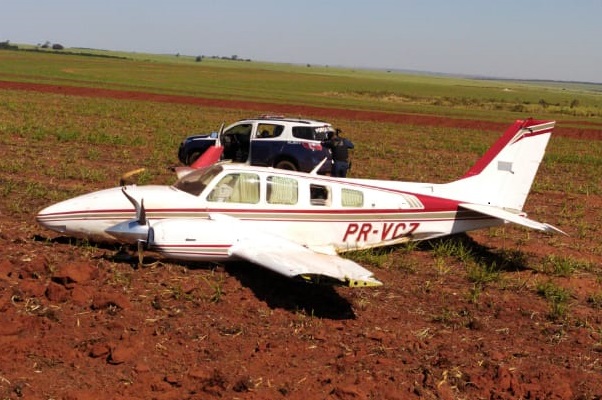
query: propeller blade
119 168 146 186
139 198 147 225
121 187 146 225
137 239 144 266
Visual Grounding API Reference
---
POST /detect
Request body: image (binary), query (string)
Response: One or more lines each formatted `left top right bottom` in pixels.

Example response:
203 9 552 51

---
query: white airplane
36 119 564 287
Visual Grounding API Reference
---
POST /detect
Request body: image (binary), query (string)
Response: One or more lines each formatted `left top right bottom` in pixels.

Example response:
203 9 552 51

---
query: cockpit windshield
172 165 224 196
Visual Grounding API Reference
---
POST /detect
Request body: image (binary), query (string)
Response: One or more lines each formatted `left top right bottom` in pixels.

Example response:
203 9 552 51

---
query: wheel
186 151 202 165
274 160 297 171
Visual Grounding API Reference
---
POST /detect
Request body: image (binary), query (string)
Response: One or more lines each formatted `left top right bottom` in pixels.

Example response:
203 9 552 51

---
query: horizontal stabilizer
229 235 382 287
459 203 566 235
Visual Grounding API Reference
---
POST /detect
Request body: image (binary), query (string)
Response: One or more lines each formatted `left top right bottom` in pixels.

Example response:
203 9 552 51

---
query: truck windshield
172 165 224 196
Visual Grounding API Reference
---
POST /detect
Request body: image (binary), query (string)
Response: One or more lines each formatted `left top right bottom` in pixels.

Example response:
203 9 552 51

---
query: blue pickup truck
177 116 334 173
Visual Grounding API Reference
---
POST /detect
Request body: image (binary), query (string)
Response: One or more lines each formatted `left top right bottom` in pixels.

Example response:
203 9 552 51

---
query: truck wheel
274 160 297 171
187 151 202 165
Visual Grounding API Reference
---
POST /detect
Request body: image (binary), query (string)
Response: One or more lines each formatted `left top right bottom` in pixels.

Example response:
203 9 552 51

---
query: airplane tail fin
443 119 555 211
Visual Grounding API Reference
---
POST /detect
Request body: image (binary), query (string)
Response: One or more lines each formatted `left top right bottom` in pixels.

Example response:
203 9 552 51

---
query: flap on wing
459 203 566 235
229 235 382 287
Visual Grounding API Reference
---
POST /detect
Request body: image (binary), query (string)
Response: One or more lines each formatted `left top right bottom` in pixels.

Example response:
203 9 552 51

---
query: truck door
222 123 252 162
250 123 285 166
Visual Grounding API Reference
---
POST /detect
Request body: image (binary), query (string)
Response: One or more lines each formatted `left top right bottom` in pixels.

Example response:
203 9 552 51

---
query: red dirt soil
1 81 602 400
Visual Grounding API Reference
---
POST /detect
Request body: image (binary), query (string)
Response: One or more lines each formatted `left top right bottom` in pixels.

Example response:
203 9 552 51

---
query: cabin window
341 188 364 207
267 176 298 205
207 173 260 204
310 184 330 206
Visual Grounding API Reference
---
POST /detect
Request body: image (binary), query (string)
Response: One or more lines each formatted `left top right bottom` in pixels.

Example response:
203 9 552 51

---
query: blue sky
3 0 601 83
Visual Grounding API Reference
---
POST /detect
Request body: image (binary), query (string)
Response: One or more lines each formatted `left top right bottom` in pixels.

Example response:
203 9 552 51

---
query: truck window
293 126 332 141
257 123 284 139
292 126 314 140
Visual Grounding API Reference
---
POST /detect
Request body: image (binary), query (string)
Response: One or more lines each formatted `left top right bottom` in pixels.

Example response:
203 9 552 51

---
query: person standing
323 128 354 177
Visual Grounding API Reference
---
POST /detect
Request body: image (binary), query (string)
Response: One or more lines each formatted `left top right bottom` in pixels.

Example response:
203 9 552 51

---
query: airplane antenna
310 158 328 175
216 122 224 147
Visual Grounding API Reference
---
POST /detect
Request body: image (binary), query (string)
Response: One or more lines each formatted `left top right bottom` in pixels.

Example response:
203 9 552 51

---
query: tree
0 40 17 50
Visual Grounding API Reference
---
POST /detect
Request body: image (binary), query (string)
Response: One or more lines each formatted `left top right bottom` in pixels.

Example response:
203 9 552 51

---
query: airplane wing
229 234 383 287
148 214 382 287
459 203 566 235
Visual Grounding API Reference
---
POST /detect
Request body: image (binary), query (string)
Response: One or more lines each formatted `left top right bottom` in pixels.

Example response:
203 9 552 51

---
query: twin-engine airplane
37 119 564 287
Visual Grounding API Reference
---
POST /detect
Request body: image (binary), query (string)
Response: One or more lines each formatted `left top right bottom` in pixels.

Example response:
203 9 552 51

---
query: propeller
105 187 151 266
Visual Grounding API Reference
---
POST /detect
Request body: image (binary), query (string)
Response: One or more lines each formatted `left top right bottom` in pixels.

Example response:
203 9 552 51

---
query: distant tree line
1 40 128 61
3 41 253 64
0 40 18 50
1 40 65 51
194 54 251 62
40 41 64 50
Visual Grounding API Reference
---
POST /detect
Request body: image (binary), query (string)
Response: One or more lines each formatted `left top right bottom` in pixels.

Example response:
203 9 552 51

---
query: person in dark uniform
322 128 354 177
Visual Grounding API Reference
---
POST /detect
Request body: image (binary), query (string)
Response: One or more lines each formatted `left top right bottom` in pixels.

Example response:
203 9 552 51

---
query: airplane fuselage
37 163 501 261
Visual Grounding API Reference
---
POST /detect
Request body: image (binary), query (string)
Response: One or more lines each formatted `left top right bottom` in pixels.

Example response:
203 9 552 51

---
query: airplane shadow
225 262 356 320
33 234 356 320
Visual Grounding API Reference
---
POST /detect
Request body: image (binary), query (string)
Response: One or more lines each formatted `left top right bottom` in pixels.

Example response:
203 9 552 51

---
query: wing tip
346 277 383 287
297 274 383 287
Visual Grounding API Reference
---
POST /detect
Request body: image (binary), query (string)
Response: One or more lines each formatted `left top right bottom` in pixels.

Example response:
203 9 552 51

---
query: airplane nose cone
36 202 70 233
35 186 136 241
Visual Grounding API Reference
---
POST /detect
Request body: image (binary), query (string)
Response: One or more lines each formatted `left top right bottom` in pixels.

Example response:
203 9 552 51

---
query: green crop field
2 48 602 121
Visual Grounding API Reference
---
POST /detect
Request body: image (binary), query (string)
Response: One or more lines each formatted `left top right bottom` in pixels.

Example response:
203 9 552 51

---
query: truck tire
186 151 202 165
274 160 297 171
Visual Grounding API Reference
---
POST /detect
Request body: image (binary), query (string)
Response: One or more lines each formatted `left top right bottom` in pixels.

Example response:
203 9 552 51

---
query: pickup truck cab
178 116 334 173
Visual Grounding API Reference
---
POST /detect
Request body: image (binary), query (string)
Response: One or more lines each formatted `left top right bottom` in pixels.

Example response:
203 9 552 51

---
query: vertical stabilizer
443 119 555 211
